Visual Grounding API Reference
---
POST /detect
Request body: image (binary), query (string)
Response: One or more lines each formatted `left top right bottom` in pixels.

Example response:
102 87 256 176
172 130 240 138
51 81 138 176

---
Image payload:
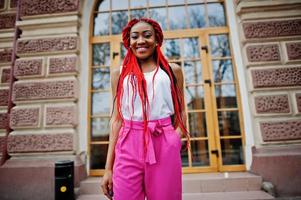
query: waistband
122 116 172 130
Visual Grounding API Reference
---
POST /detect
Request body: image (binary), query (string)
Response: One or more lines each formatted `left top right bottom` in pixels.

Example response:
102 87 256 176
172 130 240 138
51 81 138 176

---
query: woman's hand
101 170 113 199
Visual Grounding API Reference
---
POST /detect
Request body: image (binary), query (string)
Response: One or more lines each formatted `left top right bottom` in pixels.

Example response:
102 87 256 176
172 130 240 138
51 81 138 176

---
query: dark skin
100 21 186 199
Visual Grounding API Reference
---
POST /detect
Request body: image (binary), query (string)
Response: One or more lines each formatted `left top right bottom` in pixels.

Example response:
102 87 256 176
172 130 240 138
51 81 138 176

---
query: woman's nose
137 36 146 44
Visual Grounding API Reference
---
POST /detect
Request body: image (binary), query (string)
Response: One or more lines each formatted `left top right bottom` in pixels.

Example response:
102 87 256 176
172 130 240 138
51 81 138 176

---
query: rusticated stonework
0 89 9 106
260 120 301 141
251 67 301 88
46 106 77 126
243 19 301 39
255 95 290 114
7 133 73 153
296 93 301 113
20 0 79 17
49 56 77 74
0 136 5 152
12 80 77 101
10 107 39 128
17 37 77 54
0 113 8 129
14 59 43 77
0 14 16 29
0 48 12 63
246 44 280 62
10 0 17 8
286 42 301 60
1 68 11 83
0 0 5 9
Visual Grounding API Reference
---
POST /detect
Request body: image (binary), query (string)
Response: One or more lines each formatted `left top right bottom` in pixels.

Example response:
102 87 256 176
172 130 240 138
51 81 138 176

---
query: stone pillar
236 0 301 197
0 1 86 200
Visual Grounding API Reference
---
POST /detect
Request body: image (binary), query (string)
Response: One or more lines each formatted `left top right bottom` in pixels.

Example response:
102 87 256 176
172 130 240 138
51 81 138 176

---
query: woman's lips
136 47 148 53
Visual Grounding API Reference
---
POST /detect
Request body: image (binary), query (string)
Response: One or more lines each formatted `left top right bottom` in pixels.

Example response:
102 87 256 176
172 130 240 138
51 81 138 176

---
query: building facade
0 0 300 199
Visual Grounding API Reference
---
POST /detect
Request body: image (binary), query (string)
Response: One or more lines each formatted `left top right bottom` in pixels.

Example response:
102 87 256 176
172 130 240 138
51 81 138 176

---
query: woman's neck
138 58 157 73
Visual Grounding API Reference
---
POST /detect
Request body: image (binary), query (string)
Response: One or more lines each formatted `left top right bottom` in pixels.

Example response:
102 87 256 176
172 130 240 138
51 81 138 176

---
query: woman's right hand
101 170 113 199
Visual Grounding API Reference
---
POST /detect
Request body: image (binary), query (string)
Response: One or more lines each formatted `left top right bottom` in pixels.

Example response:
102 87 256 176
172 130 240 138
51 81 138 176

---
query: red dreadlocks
115 18 190 147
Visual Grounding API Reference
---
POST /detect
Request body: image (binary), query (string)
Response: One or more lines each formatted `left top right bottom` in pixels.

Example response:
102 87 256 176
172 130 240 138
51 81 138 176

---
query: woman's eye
131 35 138 39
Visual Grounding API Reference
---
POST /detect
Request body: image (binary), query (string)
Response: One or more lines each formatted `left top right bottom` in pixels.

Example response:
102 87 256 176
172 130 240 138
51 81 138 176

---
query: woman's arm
101 67 122 199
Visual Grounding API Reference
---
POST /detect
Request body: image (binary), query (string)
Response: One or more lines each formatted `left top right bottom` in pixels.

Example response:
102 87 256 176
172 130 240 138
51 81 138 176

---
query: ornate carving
1 68 11 83
20 0 79 17
0 48 12 63
260 120 301 141
49 56 77 74
7 133 73 153
246 44 280 62
10 0 18 8
296 93 301 113
14 59 43 77
0 113 8 129
0 0 5 9
46 106 76 126
251 67 301 88
17 37 77 54
286 42 301 60
12 79 77 101
0 14 16 29
255 95 289 113
243 19 301 39
0 89 9 106
10 107 39 128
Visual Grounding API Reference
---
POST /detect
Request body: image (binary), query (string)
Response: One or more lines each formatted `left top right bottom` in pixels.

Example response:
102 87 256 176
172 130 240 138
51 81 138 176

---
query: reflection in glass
112 11 128 34
186 86 204 110
184 61 202 84
218 111 241 136
215 84 237 108
183 38 200 59
188 112 207 137
181 141 189 167
188 5 206 28
168 0 184 5
191 140 210 166
149 8 167 30
130 0 147 8
92 68 110 90
91 117 110 141
220 139 244 165
90 144 109 169
130 9 147 20
92 92 111 115
95 0 109 11
212 59 234 82
94 13 110 36
169 6 186 30
149 0 165 7
112 0 128 10
164 39 181 60
93 43 110 66
210 34 230 57
208 3 226 27
120 43 127 64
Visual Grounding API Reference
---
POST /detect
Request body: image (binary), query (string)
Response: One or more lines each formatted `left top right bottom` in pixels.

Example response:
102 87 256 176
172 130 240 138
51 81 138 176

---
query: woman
101 18 189 200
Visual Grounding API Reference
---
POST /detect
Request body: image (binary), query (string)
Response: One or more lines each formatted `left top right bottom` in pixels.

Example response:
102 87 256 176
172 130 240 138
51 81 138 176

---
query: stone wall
236 0 301 197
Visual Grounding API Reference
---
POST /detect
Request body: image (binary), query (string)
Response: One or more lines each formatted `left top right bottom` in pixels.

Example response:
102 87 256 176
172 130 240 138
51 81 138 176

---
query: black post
55 160 74 200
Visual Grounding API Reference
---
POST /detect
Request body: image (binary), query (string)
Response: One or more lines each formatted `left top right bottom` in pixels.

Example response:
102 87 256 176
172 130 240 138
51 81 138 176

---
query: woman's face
130 22 157 61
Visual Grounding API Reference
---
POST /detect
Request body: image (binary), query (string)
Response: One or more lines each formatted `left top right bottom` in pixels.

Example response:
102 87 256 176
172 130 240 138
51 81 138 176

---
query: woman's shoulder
111 66 121 83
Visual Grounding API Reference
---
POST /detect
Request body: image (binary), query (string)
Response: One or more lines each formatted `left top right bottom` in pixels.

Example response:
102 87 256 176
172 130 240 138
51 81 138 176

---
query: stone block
286 42 301 60
20 0 79 17
296 93 301 113
255 95 290 114
49 56 77 74
0 48 12 63
246 44 280 62
0 13 16 29
260 120 301 141
0 0 4 9
7 133 74 153
12 79 77 102
0 112 8 129
10 107 40 128
17 37 78 55
14 58 43 77
0 89 9 106
45 105 77 127
243 19 301 39
251 67 301 88
10 0 17 8
1 68 10 84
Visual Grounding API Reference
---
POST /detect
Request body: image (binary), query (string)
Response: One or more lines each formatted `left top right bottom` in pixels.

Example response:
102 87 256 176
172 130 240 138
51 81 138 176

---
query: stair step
77 191 274 200
79 172 262 195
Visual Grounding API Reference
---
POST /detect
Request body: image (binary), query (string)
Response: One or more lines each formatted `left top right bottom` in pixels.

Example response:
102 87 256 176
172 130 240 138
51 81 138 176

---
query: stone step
77 191 274 200
79 172 263 195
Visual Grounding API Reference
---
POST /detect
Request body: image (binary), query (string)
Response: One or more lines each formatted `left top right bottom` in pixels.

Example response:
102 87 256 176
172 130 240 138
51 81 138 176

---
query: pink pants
113 117 182 200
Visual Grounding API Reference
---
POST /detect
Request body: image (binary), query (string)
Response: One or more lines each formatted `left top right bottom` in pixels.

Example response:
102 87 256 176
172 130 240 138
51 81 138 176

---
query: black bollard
55 160 74 200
